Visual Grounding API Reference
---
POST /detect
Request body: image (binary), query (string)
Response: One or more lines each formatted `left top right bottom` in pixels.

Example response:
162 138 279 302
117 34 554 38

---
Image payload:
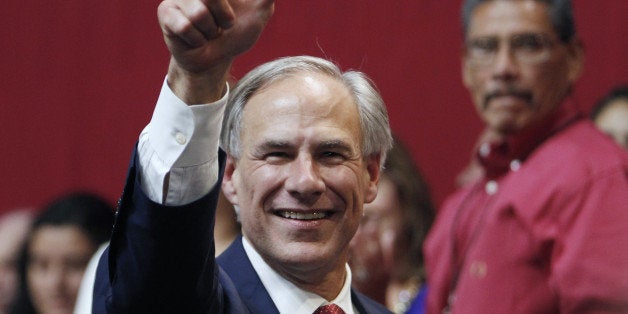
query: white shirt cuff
137 76 228 205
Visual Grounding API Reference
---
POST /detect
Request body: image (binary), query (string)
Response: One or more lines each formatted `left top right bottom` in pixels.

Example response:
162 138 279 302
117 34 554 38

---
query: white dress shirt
73 243 108 314
243 237 355 314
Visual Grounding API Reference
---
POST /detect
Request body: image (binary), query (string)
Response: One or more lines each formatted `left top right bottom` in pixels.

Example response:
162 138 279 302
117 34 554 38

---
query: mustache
483 86 533 109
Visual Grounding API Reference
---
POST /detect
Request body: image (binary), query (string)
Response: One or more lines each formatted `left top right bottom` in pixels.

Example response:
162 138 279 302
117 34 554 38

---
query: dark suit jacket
92 148 391 314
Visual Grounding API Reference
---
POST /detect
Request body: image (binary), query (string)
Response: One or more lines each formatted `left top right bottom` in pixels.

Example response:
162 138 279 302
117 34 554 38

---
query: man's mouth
275 211 330 220
484 87 533 109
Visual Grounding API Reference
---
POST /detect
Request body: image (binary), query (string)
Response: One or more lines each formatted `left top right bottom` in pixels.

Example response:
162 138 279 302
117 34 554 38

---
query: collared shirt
138 78 356 313
243 237 355 314
424 102 628 313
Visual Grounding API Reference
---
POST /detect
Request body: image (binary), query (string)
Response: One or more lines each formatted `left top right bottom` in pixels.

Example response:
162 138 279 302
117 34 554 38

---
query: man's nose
491 44 520 81
43 266 66 291
285 155 325 204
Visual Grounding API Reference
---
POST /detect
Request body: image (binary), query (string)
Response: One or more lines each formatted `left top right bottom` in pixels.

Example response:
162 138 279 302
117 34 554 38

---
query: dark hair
9 191 115 314
590 85 628 120
383 137 435 282
461 0 576 43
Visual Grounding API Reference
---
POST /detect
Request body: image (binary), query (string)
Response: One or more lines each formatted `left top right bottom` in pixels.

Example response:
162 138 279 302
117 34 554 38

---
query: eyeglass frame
464 32 562 67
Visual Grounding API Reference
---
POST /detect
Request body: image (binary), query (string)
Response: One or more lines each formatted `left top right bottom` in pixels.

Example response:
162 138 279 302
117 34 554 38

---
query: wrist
167 57 233 105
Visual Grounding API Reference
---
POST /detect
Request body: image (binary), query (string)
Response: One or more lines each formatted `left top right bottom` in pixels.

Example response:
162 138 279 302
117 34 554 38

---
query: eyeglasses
465 33 558 67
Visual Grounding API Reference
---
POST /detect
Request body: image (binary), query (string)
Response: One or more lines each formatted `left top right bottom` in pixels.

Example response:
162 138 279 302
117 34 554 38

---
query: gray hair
220 55 393 166
461 0 576 43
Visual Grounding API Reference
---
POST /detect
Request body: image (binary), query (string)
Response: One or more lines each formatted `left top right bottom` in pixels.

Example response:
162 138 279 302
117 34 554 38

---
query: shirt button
175 132 187 145
479 143 491 158
470 261 487 278
510 159 521 171
485 180 498 195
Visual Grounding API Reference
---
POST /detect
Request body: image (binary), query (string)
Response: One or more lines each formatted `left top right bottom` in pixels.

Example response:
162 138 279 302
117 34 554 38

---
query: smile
275 211 330 220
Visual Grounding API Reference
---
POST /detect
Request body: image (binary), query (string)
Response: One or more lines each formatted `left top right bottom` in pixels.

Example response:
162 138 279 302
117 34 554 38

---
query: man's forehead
468 0 554 37
254 70 345 95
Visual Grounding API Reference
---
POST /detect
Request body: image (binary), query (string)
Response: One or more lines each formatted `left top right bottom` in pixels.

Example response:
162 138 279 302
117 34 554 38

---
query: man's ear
364 154 382 204
221 155 239 206
566 38 585 84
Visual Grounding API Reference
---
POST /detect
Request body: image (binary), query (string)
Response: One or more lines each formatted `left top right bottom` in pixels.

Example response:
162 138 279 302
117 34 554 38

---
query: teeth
278 211 327 220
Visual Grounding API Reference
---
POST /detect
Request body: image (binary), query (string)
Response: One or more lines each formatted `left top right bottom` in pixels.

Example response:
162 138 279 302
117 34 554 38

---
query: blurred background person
0 210 33 314
9 192 114 314
591 85 628 150
425 0 628 312
350 137 435 314
214 191 241 256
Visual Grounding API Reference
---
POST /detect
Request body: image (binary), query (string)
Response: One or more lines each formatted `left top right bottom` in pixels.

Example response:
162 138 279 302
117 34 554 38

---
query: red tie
313 303 345 314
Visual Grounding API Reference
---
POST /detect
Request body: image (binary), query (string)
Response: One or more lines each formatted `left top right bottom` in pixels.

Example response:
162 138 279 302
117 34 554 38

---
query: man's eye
264 152 290 162
266 152 288 158
468 38 498 54
320 151 346 162
513 35 545 51
65 257 90 272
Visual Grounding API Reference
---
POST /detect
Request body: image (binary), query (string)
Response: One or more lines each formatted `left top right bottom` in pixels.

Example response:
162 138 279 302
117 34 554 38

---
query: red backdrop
2 1 627 213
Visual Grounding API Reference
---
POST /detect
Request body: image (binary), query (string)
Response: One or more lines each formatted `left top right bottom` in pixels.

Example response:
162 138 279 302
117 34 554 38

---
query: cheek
238 166 280 205
26 270 39 292
463 66 486 96
26 267 47 306
527 63 570 96
67 268 86 292
323 168 364 220
333 165 367 188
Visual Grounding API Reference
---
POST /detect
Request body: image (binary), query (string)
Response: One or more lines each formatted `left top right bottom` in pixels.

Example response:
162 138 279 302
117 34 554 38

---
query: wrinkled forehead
467 0 554 38
253 69 348 97
247 71 354 107
241 72 361 136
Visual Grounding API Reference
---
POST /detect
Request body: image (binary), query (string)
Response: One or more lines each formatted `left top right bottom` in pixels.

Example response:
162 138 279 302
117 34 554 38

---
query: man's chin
484 116 525 136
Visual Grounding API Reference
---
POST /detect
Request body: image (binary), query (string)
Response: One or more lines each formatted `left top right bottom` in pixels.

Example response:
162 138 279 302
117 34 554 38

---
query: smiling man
424 0 628 313
92 0 392 313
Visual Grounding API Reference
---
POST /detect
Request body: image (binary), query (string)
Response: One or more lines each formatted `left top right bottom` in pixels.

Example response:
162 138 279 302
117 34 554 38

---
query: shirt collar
242 237 355 314
477 100 582 179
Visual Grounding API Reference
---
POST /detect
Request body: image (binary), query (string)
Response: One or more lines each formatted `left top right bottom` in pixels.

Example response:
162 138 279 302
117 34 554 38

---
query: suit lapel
217 236 279 314
351 289 393 314
351 289 368 314
218 237 391 314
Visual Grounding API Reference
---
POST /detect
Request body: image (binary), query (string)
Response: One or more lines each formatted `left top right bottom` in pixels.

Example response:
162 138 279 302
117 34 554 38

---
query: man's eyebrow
254 140 293 152
317 140 354 153
252 139 357 155
469 32 551 40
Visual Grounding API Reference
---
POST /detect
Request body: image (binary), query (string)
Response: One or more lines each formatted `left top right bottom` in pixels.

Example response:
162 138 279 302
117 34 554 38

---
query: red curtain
2 0 627 212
